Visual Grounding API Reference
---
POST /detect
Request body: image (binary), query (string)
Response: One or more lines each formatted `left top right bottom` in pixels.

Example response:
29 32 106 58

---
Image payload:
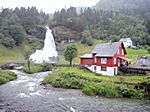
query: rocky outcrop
52 26 80 44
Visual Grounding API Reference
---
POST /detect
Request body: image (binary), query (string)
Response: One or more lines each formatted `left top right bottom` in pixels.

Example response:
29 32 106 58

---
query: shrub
147 47 150 54
98 82 121 98
0 70 17 85
83 83 100 96
83 82 121 98
51 72 87 89
117 84 144 99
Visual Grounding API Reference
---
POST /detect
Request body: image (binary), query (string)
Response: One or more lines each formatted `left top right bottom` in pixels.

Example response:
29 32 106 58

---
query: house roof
120 38 132 42
80 54 93 58
92 41 122 57
135 57 150 67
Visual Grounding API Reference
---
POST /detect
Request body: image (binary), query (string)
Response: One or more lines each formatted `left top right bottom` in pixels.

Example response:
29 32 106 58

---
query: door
114 68 117 75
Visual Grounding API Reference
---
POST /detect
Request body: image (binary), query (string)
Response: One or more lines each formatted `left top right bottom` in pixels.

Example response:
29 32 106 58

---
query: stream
0 70 150 112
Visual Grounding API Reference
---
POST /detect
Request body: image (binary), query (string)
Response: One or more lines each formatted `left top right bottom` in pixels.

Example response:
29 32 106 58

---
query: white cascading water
29 26 58 63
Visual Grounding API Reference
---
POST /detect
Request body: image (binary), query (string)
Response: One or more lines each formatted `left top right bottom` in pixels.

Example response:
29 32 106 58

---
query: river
0 70 150 112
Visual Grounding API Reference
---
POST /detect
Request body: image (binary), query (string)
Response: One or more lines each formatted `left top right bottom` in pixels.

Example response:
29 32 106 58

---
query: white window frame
114 58 116 64
101 58 107 64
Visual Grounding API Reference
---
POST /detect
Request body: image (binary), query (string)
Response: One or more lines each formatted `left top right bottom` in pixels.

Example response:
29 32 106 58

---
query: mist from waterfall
29 26 58 63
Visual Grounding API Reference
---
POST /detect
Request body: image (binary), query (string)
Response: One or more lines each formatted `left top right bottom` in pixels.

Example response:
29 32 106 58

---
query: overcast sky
0 0 99 13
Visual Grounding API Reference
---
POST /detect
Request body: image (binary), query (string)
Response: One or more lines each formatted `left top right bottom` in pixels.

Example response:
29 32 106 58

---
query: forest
52 6 150 46
0 7 49 48
0 0 150 49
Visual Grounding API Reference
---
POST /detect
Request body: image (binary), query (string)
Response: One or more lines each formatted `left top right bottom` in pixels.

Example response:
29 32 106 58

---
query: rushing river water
0 70 150 112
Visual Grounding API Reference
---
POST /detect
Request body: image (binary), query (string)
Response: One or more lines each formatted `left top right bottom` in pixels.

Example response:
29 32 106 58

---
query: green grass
58 39 104 64
23 63 53 74
0 70 17 85
44 67 144 84
0 45 25 64
126 48 150 63
0 38 42 64
43 67 146 98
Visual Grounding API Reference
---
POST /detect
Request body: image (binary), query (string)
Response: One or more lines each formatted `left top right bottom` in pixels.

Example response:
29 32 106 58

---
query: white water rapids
29 26 58 63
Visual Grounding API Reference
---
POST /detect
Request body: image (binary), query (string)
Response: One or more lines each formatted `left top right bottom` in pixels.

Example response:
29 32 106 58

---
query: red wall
80 58 94 65
96 57 114 67
80 42 127 67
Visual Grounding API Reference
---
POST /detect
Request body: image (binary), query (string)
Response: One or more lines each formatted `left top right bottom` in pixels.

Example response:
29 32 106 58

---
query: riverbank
43 67 149 99
0 70 17 85
23 63 53 74
0 70 150 112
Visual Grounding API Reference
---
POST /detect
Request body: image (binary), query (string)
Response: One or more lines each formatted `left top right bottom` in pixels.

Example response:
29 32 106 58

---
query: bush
0 70 17 85
81 37 93 46
1 37 15 48
47 72 102 89
147 47 150 54
83 83 100 96
83 82 121 98
117 84 144 99
51 72 88 89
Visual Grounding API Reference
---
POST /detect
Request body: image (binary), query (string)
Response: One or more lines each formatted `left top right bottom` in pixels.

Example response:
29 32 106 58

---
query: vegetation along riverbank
0 70 17 85
43 67 150 99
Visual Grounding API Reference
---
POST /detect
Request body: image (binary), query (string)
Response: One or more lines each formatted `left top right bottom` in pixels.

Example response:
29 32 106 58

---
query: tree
64 45 78 66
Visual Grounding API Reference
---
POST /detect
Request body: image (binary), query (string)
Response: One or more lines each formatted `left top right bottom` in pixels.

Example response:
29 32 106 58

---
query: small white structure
120 38 133 48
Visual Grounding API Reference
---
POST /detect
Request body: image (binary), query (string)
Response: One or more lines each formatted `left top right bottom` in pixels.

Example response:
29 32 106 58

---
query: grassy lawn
126 48 150 63
44 67 145 84
0 70 17 85
0 45 25 64
0 38 42 64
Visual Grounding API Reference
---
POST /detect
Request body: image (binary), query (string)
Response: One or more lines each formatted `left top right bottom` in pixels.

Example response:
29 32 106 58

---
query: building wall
96 57 114 67
87 65 118 76
123 40 132 48
80 58 93 65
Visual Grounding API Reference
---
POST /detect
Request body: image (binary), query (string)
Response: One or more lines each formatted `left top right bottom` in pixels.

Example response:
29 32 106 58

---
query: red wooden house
80 41 130 76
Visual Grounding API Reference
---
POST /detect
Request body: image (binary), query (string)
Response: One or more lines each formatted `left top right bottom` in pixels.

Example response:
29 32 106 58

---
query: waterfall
29 26 58 63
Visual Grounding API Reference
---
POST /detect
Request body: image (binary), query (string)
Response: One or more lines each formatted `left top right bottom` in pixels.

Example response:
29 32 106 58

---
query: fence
119 66 150 75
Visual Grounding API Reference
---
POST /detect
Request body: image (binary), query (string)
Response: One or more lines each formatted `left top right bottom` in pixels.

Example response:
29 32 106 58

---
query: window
122 49 124 55
101 67 107 71
101 58 107 64
114 58 116 64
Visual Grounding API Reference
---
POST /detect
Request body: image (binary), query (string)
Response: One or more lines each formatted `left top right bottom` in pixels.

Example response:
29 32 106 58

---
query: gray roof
135 57 150 67
92 41 122 57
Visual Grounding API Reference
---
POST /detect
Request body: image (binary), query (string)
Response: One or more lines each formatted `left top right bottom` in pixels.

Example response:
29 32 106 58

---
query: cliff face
52 26 80 44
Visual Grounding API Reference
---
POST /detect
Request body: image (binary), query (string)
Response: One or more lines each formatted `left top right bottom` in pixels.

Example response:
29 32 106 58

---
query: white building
120 38 133 48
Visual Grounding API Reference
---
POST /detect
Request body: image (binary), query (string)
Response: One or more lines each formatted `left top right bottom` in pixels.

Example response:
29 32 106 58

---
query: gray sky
0 0 99 13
